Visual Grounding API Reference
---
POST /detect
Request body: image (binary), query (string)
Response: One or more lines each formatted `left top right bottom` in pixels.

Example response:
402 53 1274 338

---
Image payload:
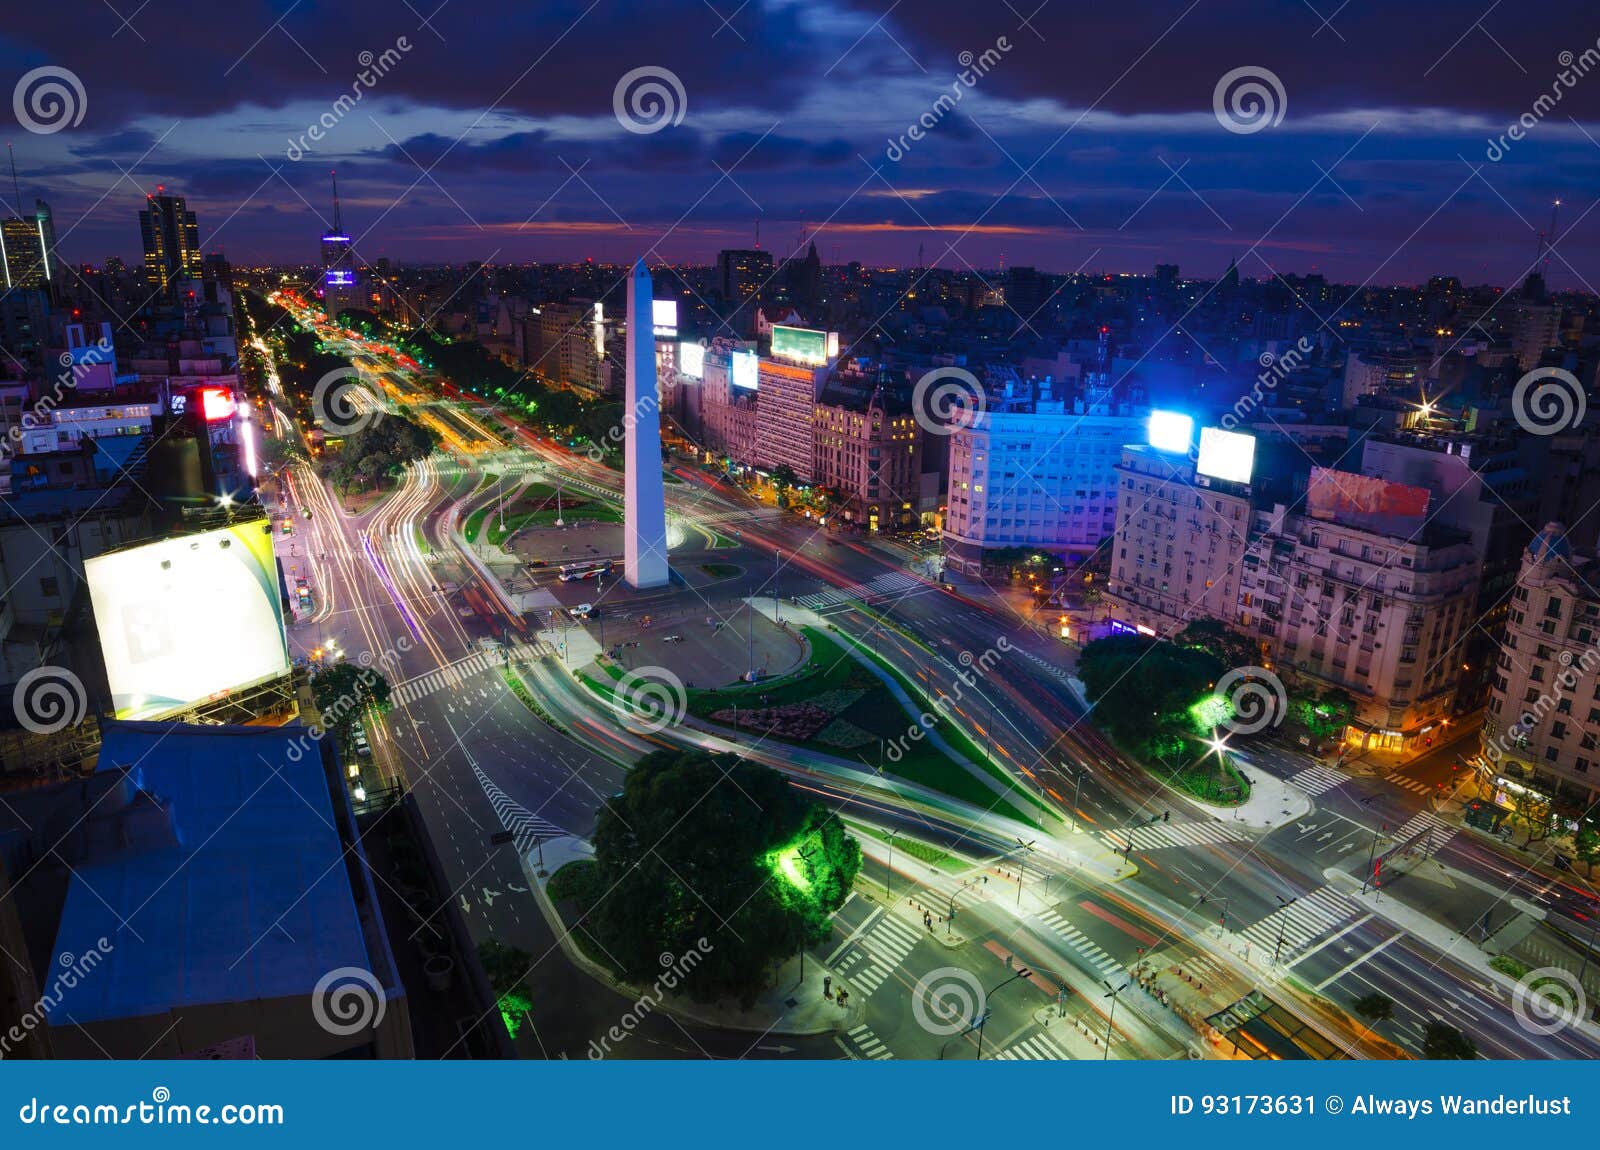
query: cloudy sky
4 0 1599 288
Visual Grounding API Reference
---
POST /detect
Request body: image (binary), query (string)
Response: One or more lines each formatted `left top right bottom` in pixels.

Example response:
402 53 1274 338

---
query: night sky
4 0 1600 286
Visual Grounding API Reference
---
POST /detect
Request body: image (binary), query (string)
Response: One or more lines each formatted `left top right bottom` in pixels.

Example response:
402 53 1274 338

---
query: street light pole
975 965 1032 1060
1103 979 1128 1060
885 829 900 904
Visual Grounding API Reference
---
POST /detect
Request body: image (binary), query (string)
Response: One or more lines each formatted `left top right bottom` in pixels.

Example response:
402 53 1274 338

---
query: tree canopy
588 749 860 1006
1079 633 1226 757
311 662 391 737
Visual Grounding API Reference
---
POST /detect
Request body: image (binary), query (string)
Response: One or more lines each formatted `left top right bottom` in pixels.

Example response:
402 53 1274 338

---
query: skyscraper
139 189 202 300
320 170 358 317
0 145 55 296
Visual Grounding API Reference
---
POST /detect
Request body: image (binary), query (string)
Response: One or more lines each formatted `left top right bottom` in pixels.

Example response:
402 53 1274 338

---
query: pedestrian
823 975 833 999
837 988 848 1008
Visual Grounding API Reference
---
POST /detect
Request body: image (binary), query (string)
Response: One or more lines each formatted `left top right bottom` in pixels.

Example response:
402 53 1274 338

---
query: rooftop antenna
754 218 760 249
8 143 21 213
917 241 924 270
330 169 343 234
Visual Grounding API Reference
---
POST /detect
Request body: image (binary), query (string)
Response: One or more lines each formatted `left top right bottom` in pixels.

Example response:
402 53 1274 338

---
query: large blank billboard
1196 427 1256 484
86 520 290 719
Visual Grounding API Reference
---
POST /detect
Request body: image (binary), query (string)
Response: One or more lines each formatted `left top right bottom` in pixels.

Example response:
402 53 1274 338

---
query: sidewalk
527 836 863 1038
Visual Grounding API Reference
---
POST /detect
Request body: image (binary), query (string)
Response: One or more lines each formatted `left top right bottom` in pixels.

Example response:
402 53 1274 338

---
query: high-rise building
715 248 775 307
1481 524 1600 816
320 171 359 317
139 189 202 300
813 383 920 533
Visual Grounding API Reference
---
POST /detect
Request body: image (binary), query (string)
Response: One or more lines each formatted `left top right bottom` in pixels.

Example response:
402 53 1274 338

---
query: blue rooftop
46 721 372 1026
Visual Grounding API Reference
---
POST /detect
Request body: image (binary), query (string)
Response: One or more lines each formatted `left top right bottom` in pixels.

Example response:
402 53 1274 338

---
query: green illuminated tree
1079 634 1225 756
588 749 861 1006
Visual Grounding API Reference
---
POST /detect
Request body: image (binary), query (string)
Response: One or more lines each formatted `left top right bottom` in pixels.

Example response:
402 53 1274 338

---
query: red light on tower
199 386 237 422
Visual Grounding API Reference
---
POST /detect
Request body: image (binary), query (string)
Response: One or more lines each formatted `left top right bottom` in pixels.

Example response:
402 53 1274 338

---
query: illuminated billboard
678 340 706 380
1147 410 1194 454
1307 467 1429 523
85 520 291 720
652 299 678 334
1195 427 1256 484
731 350 759 390
771 324 829 366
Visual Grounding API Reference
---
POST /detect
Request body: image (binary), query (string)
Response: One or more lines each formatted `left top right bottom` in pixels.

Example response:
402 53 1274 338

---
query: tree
477 940 534 1038
311 662 391 738
1078 634 1226 757
1508 786 1556 847
588 749 860 1006
1294 687 1356 742
1574 822 1600 878
1420 1021 1477 1059
770 463 798 492
1353 992 1394 1023
1175 618 1259 670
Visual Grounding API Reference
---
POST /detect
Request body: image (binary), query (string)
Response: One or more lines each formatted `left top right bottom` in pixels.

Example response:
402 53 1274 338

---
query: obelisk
624 258 670 589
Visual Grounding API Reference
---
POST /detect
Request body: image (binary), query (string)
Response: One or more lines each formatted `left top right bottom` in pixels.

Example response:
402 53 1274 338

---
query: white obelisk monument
623 258 670 589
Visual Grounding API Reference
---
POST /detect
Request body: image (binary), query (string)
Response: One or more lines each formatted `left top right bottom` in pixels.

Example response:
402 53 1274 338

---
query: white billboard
1196 427 1257 484
1147 410 1194 454
731 350 759 390
86 520 291 720
652 299 678 334
678 340 706 380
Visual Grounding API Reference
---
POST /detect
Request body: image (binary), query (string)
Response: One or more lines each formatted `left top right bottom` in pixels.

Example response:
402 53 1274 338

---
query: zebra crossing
390 642 554 707
1290 764 1352 797
474 765 566 849
791 572 932 612
827 909 923 998
836 1024 895 1060
1391 809 1455 854
1386 771 1434 796
1014 646 1075 689
993 1031 1071 1060
1239 886 1359 963
1100 819 1253 853
1035 909 1126 981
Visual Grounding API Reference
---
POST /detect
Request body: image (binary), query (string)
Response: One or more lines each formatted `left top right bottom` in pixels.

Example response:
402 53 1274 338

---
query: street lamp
1013 838 1037 908
974 962 1033 1060
1102 978 1129 1060
884 829 900 903
1272 893 1298 964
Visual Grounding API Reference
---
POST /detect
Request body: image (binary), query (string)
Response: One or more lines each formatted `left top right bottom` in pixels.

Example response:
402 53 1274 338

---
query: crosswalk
1034 909 1126 981
1239 885 1359 963
1100 820 1253 853
1391 809 1455 855
1290 764 1351 796
1014 646 1075 689
1386 771 1434 796
474 765 566 851
836 1024 895 1060
826 909 924 998
992 1031 1071 1060
390 642 555 707
791 572 932 612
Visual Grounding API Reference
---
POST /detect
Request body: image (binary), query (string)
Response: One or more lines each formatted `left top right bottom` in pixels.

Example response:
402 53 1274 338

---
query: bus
558 560 613 583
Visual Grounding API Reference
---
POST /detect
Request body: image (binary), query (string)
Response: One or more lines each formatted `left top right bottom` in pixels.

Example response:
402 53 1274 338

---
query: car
568 603 594 618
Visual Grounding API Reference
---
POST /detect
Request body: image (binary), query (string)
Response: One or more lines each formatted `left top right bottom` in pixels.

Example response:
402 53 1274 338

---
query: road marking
1284 914 1376 969
824 906 882 965
993 1031 1071 1060
1312 933 1403 990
